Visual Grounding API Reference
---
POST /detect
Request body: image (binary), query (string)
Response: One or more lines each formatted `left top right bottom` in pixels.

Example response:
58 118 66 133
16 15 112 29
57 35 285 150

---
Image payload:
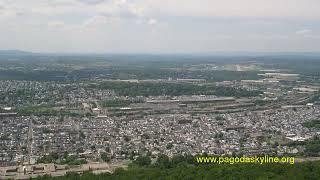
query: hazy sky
1 0 320 53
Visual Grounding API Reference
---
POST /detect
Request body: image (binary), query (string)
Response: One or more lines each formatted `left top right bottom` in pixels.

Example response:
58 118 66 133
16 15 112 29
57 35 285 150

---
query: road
27 118 33 164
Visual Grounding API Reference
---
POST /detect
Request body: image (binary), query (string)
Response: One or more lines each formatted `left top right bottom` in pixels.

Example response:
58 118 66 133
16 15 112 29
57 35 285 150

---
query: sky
0 0 320 53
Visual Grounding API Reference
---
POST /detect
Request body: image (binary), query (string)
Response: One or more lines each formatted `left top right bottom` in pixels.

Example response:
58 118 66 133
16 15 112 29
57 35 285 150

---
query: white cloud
1 0 320 53
247 34 291 39
294 29 320 39
0 4 24 18
213 35 233 39
1 0 320 19
296 29 312 35
304 35 320 39
76 0 107 4
48 21 65 28
81 15 109 28
95 0 145 18
148 18 157 25
140 0 320 19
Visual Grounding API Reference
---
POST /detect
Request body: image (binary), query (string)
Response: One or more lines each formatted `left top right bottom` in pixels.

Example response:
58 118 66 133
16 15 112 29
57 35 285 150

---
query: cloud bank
0 0 320 53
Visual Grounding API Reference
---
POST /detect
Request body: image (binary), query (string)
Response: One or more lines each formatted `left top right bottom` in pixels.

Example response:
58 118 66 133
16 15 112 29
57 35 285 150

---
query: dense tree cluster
303 120 320 129
17 106 79 117
95 82 261 97
99 99 132 107
100 152 110 162
288 136 320 156
37 152 87 165
105 68 260 82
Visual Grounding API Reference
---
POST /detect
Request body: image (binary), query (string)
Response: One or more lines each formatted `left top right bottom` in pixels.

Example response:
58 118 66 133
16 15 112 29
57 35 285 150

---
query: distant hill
0 50 35 56
0 50 320 59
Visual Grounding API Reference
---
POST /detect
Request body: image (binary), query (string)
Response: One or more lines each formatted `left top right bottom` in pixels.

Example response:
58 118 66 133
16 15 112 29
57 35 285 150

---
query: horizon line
2 49 320 56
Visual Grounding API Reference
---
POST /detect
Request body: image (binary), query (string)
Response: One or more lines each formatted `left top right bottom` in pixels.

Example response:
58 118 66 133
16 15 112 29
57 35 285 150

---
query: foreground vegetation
33 154 320 180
